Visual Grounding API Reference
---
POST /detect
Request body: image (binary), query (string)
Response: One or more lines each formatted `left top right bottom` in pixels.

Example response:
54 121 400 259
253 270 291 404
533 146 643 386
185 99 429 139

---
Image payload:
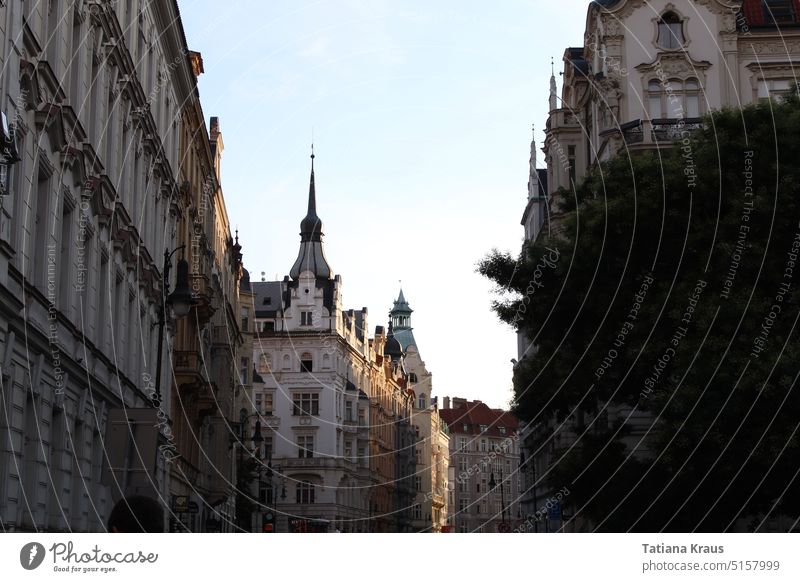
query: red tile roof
439 400 518 438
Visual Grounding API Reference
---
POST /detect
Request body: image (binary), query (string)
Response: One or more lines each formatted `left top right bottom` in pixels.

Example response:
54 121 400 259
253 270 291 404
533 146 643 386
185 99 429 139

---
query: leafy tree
480 90 800 531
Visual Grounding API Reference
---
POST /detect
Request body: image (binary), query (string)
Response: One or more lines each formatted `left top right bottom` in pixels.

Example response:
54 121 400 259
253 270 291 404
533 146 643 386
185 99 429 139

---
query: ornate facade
250 156 416 532
0 0 188 530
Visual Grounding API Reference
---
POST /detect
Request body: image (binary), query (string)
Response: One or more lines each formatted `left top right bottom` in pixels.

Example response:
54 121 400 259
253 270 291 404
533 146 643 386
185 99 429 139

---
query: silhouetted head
107 496 164 533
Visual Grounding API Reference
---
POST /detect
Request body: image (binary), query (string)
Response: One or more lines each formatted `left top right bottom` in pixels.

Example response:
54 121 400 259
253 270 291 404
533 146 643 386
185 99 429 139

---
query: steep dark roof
290 154 333 280
251 281 283 318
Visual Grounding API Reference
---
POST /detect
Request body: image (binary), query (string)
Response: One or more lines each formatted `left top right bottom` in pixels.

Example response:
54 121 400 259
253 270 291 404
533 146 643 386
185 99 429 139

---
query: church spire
549 57 558 112
528 124 539 201
290 148 333 279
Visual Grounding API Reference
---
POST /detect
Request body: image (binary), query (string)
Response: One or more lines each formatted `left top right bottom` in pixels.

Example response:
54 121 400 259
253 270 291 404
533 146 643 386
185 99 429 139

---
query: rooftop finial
235 228 239 244
551 57 554 75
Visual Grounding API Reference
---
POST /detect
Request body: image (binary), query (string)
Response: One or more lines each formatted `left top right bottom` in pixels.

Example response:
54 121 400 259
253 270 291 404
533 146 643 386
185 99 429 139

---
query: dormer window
763 0 796 25
657 12 684 49
301 311 313 326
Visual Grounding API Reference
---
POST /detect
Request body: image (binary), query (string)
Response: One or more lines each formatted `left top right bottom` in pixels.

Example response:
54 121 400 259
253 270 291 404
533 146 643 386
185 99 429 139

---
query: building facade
440 398 520 533
390 290 450 533
249 156 416 532
517 0 800 531
0 0 196 531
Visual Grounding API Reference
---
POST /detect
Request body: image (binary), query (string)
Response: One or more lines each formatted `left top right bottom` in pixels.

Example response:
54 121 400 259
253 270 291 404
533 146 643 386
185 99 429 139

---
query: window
657 12 684 49
763 0 796 24
459 437 468 452
263 436 272 459
479 424 488 433
297 435 314 458
240 307 249 332
345 401 353 421
357 447 366 466
418 393 427 409
262 320 275 332
480 439 487 452
264 393 274 415
258 353 271 374
300 352 313 373
459 499 468 512
415 476 422 492
462 423 468 432
567 145 576 185
758 78 793 102
498 426 506 435
413 504 422 520
409 373 418 383
240 357 248 384
293 393 319 416
301 311 313 326
459 457 468 472
255 393 262 413
649 78 702 119
296 480 315 504
459 480 467 493
648 80 664 118
344 440 352 459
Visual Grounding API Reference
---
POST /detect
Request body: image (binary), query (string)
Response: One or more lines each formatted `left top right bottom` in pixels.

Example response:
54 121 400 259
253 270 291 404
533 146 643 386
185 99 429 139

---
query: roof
290 155 333 280
439 400 518 439
740 0 800 27
251 281 283 317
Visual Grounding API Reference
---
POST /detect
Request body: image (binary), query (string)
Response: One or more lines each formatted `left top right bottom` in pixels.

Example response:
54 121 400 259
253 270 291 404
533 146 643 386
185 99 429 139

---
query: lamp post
489 468 507 531
154 246 195 406
235 408 273 532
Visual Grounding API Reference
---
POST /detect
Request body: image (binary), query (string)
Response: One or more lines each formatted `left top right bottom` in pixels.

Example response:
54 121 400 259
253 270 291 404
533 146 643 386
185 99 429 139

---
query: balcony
619 118 704 148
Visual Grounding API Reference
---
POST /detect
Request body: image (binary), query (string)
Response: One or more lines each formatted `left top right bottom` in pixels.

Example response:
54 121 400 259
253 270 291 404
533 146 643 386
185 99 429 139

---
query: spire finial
235 228 239 244
551 57 554 76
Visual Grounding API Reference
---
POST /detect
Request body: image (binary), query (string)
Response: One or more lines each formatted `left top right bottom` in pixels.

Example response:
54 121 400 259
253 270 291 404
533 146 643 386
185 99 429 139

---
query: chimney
443 396 450 409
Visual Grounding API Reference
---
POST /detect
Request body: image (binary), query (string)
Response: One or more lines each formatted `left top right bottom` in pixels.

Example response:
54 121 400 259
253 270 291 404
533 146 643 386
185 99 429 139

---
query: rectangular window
459 499 468 512
459 437 468 452
459 457 468 471
344 440 352 459
255 393 262 413
413 504 422 520
415 476 422 492
480 439 487 452
567 145 576 185
240 357 248 385
300 311 313 326
345 401 353 421
296 481 315 504
301 356 313 373
297 435 314 458
357 447 366 466
264 392 274 415
358 407 366 426
240 307 249 332
262 320 275 332
263 436 272 460
764 0 795 24
293 393 319 416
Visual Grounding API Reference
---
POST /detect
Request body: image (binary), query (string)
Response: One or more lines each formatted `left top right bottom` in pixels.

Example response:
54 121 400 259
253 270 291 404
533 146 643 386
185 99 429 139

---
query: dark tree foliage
479 91 800 531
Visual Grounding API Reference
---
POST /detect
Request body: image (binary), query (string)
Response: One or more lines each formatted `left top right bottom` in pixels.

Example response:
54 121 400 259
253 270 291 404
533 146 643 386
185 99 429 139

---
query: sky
177 0 589 409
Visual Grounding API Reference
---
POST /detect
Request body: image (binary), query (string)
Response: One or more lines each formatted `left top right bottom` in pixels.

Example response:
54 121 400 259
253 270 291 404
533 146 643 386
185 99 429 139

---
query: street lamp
488 468 507 530
153 246 195 405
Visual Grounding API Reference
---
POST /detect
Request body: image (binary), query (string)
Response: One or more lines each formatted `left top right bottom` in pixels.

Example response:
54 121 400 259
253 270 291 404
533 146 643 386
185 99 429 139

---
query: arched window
657 12 685 49
282 354 291 370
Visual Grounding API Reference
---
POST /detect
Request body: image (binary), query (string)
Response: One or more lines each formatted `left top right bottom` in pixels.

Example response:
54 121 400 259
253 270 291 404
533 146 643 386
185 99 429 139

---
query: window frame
292 392 320 416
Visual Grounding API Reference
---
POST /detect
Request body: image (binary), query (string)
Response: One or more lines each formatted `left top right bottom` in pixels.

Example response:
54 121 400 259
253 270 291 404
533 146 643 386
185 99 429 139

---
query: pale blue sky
178 0 588 409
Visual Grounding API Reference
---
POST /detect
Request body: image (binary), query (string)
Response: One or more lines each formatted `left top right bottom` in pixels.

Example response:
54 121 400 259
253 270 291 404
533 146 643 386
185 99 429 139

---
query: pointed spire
528 123 539 201
300 146 321 242
549 57 558 112
290 147 333 279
